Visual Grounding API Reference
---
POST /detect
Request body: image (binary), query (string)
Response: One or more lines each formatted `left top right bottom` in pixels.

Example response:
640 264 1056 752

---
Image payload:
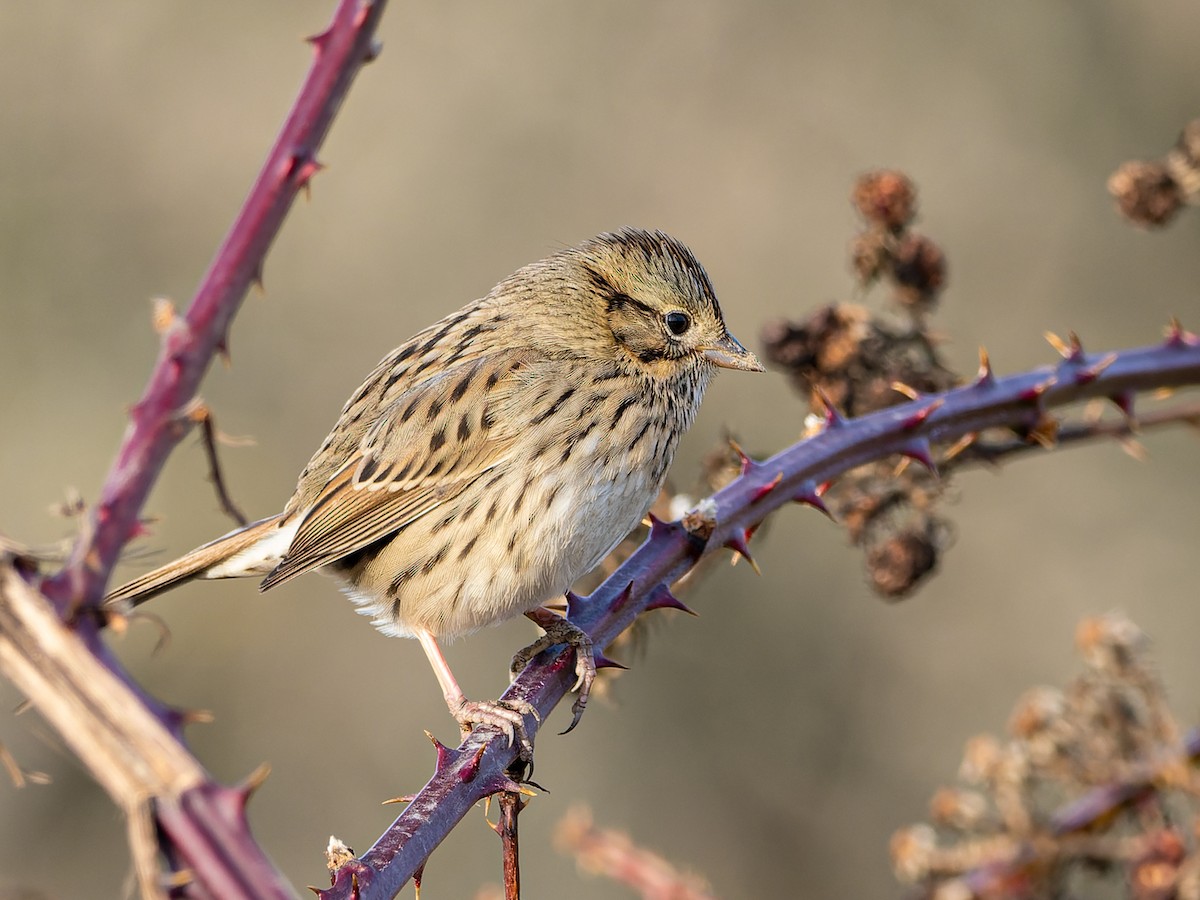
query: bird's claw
453 698 538 763
511 617 596 735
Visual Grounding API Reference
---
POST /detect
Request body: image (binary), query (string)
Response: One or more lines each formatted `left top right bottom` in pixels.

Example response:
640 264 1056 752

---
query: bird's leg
415 629 536 762
510 607 596 734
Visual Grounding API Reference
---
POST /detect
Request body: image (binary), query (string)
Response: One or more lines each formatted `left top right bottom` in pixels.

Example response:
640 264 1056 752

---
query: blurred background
2 2 1199 897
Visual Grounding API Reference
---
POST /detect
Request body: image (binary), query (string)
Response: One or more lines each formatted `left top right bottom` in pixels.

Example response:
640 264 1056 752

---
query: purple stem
322 332 1200 899
42 0 388 616
28 2 387 896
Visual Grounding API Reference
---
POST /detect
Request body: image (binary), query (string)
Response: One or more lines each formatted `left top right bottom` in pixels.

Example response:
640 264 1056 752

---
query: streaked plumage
106 228 761 752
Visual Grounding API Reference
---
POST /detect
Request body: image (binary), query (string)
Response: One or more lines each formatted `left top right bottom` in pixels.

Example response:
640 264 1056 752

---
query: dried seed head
1007 686 1066 740
853 170 918 231
866 528 938 598
1108 160 1183 228
891 233 948 311
890 824 938 882
850 230 890 286
929 787 990 832
1165 119 1200 201
959 734 1006 785
1075 613 1147 674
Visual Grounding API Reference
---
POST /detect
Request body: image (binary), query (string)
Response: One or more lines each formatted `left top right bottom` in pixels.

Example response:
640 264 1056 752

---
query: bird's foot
452 697 538 763
511 614 596 735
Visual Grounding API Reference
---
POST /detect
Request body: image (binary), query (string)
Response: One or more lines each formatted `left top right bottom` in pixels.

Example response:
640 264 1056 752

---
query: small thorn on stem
608 580 634 613
974 347 995 388
564 591 586 620
1018 378 1056 405
728 437 754 474
1075 352 1118 385
290 154 326 197
942 432 977 462
898 437 938 475
793 481 831 517
306 27 333 50
724 530 761 575
1044 330 1081 360
426 730 458 775
644 584 697 616
1164 317 1198 347
900 399 944 431
235 762 272 807
646 512 680 541
814 387 846 428
593 651 628 671
1109 390 1136 420
750 472 784 504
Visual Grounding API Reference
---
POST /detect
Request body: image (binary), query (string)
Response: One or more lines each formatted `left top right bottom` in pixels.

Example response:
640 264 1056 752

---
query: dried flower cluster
1108 119 1200 228
555 806 717 900
892 613 1200 899
761 170 956 597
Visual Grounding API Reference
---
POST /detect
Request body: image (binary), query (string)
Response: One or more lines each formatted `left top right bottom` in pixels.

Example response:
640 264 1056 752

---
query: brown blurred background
2 2 1199 897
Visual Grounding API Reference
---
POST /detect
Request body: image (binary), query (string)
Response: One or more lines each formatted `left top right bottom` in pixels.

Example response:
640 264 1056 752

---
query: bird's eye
664 311 691 336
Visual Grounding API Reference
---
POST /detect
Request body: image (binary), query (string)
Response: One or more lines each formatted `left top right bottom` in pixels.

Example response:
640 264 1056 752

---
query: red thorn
593 651 629 670
1074 352 1117 385
646 512 680 540
290 154 326 195
898 438 938 475
814 387 846 428
564 590 586 619
1018 378 1055 404
1164 317 1198 348
608 580 634 613
251 262 265 293
364 39 383 63
215 334 231 365
724 530 761 575
1066 331 1085 362
973 347 996 388
644 584 697 616
480 772 526 797
728 437 754 475
127 519 154 541
233 762 271 808
750 472 784 504
306 27 333 51
793 481 832 517
427 730 460 775
900 398 944 431
459 743 487 784
1109 390 1136 419
413 864 424 898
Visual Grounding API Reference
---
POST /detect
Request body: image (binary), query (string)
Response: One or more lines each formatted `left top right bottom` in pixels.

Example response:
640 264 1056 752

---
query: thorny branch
320 328 1200 900
41 0 387 617
1 9 1196 898
0 2 389 898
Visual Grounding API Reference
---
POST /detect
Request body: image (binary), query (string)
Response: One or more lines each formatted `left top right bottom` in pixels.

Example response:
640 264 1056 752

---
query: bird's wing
259 351 530 590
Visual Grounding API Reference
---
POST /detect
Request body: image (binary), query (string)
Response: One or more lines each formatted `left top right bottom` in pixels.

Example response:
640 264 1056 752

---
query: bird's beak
702 332 764 372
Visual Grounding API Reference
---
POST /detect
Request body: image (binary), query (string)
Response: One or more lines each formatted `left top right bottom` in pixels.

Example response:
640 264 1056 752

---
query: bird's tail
104 513 287 609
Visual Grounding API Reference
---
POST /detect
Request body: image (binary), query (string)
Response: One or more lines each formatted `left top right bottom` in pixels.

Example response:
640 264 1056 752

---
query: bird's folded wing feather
259 351 529 590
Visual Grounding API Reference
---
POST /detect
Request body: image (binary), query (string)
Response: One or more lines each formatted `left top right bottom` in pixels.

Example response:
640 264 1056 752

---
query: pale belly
338 450 663 640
